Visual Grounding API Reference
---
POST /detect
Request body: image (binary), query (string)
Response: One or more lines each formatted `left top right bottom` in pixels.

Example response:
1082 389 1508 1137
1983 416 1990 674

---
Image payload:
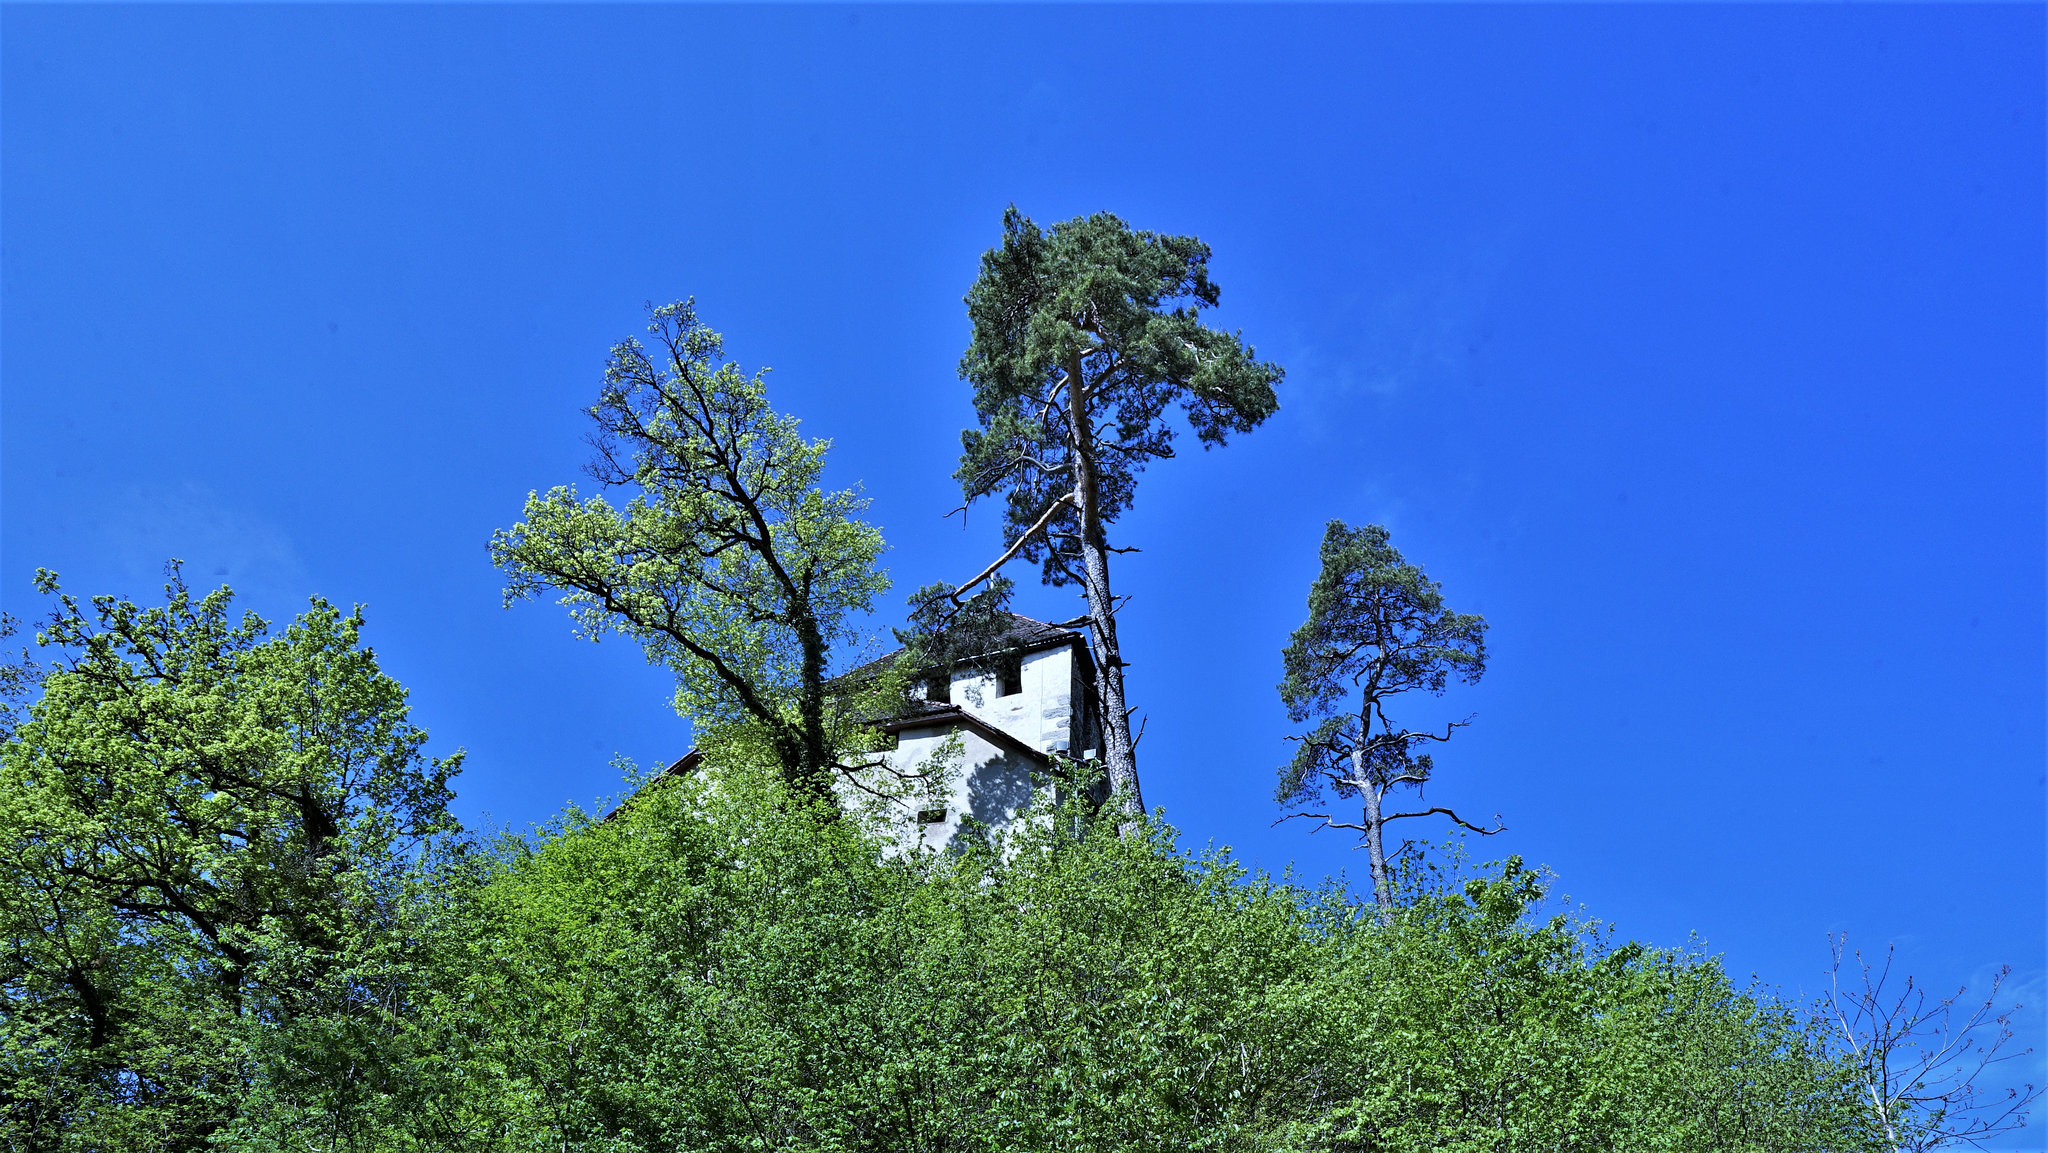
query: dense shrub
199 759 1873 1153
0 579 1874 1153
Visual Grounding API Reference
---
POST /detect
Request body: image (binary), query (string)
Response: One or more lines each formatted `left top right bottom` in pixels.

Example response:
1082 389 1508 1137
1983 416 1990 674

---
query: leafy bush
234 759 1872 1153
0 573 1877 1150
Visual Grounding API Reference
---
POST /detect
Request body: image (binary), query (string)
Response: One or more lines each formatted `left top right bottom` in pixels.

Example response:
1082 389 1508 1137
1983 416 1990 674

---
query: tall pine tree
942 208 1282 814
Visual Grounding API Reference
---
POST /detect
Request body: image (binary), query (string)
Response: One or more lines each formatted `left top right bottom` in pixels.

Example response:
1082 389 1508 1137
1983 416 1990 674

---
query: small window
996 655 1023 698
917 807 947 825
922 674 951 702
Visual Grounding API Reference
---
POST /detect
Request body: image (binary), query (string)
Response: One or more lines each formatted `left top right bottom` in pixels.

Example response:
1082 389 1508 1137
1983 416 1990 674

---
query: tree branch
950 492 1077 603
1380 806 1505 835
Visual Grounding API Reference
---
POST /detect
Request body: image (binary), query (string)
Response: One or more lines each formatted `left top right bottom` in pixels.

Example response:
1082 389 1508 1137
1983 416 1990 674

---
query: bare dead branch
1380 807 1505 836
950 492 1077 603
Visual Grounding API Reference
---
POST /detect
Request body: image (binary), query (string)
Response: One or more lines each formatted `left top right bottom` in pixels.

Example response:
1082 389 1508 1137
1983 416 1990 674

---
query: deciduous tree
491 301 893 812
0 567 460 1152
1823 934 2038 1151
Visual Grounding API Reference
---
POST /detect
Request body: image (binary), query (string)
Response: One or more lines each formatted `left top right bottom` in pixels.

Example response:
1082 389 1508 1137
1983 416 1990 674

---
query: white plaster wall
878 725 1036 854
874 638 1094 850
1023 646 1075 754
938 644 1076 756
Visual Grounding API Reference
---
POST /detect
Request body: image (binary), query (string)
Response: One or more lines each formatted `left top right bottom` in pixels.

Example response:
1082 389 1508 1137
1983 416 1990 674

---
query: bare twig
1379 806 1504 836
1824 934 2038 1151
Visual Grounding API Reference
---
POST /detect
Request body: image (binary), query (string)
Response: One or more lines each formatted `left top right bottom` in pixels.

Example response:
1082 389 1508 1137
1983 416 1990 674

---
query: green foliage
0 568 461 1152
1278 523 1488 741
0 613 36 743
1276 521 1492 910
214 835 498 1153
894 575 1019 683
490 301 894 807
276 762 1875 1153
1275 855 1873 1151
409 765 1309 1152
956 206 1284 583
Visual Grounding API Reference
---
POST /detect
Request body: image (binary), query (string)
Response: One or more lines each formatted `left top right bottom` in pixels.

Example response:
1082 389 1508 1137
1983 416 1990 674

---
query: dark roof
972 612 1086 655
887 696 965 723
836 612 1087 686
879 703 1052 769
598 750 701 824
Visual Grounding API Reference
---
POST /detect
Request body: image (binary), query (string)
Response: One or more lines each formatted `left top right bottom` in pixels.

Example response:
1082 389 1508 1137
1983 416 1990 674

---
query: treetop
1280 520 1488 723
956 206 1283 513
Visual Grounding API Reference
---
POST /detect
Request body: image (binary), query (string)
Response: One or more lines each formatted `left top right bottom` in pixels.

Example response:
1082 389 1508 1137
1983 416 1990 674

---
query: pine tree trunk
1359 748 1393 923
1080 536 1140 815
1071 356 1143 817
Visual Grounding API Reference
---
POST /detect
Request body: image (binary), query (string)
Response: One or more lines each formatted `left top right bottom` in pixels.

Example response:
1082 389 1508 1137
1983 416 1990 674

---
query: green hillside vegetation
338 766 1874 1153
1 577 1880 1151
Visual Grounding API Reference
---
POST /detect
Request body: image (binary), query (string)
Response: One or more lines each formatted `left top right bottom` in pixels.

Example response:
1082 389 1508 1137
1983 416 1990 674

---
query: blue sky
5 2 2042 1110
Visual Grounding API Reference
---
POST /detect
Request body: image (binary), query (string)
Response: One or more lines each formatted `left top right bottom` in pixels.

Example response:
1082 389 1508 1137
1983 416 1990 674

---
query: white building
612 614 1104 850
866 613 1105 851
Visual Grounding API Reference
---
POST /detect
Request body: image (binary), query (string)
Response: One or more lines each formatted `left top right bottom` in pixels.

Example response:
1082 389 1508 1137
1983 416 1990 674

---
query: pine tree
941 207 1282 814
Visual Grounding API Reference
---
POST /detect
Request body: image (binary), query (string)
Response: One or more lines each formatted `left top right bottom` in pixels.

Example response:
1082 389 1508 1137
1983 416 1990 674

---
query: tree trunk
1358 748 1393 923
792 606 838 816
1071 356 1143 817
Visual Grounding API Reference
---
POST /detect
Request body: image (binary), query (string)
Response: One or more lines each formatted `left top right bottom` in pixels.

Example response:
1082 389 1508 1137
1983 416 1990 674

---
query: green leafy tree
937 207 1283 815
1277 520 1497 916
0 614 35 743
491 300 894 812
0 567 460 1152
349 756 1877 1153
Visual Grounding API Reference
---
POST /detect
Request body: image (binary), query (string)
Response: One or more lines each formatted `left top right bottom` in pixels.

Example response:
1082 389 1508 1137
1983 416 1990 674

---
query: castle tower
865 613 1105 850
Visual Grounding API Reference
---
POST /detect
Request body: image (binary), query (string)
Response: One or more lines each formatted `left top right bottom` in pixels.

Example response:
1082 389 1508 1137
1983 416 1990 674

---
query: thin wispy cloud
91 482 308 606
1286 223 1519 411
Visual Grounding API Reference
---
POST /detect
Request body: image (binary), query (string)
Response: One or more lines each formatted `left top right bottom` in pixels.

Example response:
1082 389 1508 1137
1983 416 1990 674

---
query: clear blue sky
5 2 2042 1112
